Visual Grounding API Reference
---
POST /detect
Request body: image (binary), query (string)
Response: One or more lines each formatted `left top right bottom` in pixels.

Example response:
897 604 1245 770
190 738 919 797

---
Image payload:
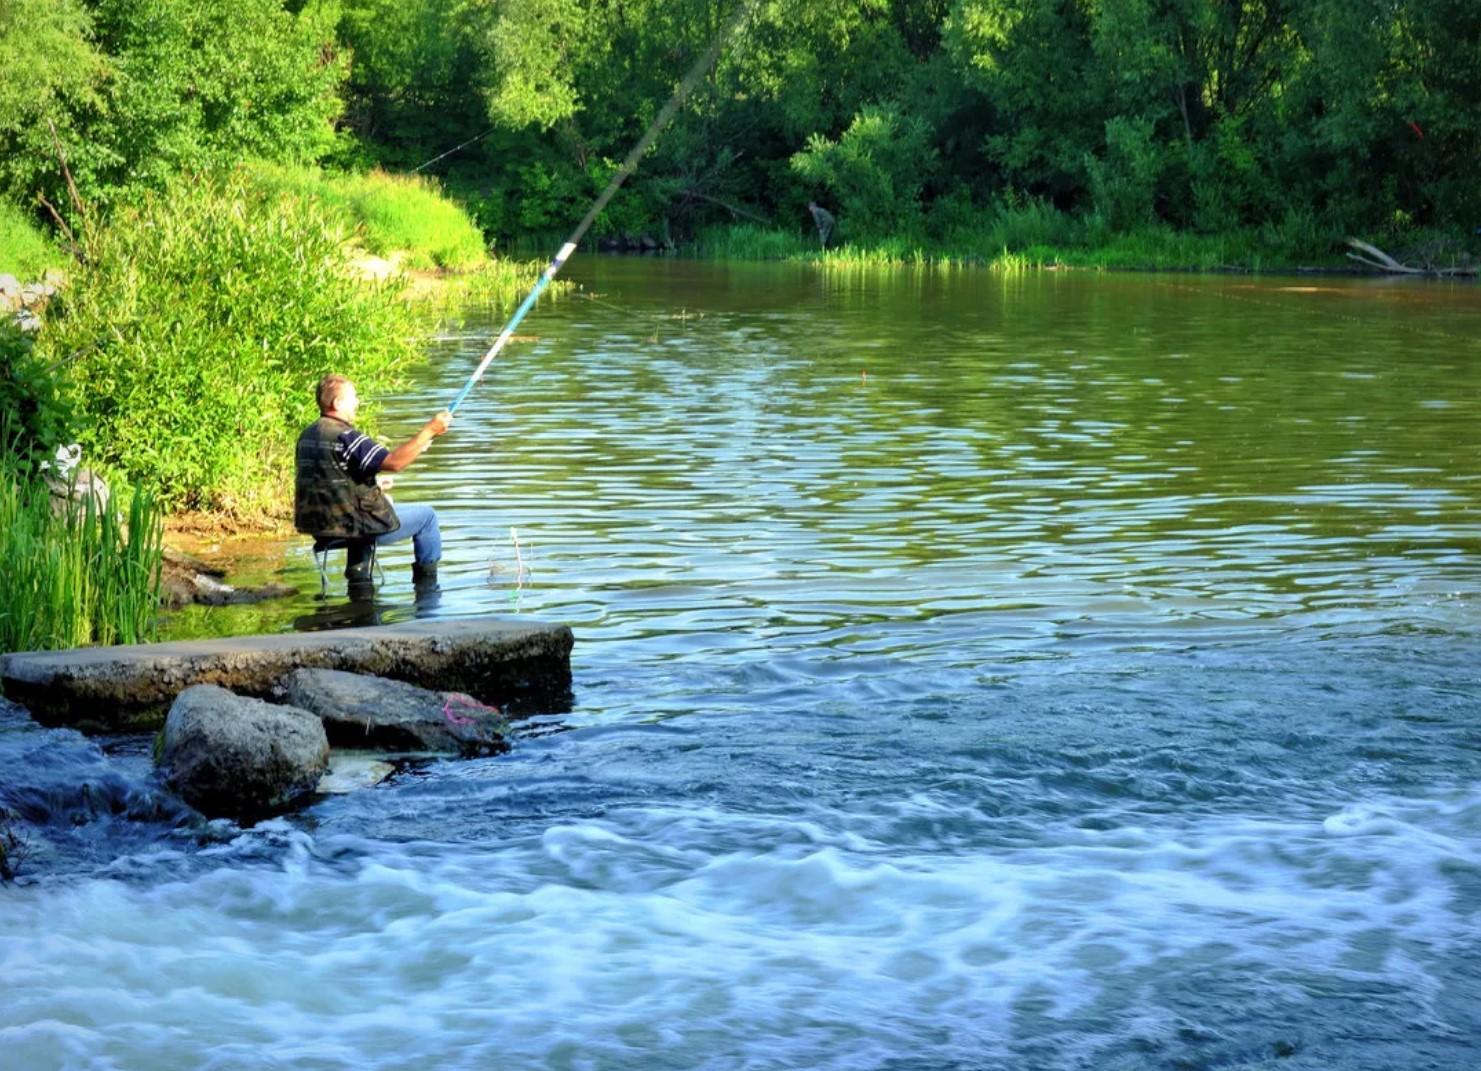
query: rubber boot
411 561 439 592
345 541 375 597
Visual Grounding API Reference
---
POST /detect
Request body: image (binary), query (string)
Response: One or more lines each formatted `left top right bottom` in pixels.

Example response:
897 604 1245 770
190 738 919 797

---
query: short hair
316 374 353 413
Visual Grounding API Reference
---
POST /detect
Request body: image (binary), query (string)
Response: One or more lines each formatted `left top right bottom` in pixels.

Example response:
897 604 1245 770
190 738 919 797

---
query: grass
696 224 813 261
247 163 489 271
0 457 164 654
418 256 572 312
0 201 62 279
693 203 1360 273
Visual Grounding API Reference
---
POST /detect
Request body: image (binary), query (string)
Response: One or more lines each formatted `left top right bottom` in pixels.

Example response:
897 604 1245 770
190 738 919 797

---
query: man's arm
380 410 453 473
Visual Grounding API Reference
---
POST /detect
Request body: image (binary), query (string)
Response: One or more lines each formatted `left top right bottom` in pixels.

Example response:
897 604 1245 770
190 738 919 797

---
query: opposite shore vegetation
2 0 1478 650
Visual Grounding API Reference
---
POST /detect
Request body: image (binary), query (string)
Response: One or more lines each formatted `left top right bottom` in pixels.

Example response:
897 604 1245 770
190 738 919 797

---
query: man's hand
383 411 454 473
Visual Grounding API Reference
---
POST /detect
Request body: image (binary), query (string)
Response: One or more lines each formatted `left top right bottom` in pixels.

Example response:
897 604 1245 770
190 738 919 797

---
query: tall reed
0 463 163 653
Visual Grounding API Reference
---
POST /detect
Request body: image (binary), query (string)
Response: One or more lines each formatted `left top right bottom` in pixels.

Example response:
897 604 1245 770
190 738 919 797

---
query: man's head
317 374 359 420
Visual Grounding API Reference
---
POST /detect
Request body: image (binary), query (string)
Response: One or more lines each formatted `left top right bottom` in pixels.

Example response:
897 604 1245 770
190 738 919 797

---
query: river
3 260 1481 1069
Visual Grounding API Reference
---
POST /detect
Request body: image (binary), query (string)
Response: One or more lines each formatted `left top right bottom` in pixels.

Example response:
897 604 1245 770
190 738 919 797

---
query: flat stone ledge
1 617 573 730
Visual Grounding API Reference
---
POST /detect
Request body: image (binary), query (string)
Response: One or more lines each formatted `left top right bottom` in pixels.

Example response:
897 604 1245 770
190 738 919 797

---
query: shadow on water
288 583 443 632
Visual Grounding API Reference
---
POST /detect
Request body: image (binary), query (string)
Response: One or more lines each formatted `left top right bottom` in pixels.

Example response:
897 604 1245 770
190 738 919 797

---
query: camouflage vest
293 416 399 538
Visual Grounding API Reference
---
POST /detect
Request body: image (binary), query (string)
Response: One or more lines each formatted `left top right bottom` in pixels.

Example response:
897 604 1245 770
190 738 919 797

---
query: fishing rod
447 2 753 415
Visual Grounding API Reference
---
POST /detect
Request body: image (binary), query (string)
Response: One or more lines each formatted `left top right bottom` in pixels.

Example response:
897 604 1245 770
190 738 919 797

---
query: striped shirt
334 427 389 483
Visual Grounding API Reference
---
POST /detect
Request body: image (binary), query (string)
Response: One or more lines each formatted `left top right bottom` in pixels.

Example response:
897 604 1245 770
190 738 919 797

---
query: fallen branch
679 189 771 224
1345 237 1476 276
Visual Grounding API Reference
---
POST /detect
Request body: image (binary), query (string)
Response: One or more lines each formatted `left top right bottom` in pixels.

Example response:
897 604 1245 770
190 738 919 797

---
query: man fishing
808 201 835 248
294 373 452 591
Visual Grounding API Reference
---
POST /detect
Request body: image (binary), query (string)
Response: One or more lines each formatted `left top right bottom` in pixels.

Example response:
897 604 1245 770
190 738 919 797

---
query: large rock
161 685 329 820
2 617 574 730
279 668 508 756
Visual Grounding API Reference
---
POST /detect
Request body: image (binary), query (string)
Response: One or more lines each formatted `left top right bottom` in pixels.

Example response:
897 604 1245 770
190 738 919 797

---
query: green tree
38 0 349 207
1292 0 1481 229
0 0 108 205
945 0 1105 204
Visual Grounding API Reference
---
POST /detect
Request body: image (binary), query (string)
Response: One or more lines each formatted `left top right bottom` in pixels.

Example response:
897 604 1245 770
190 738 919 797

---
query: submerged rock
279 668 508 756
161 685 328 820
159 547 296 609
316 752 396 794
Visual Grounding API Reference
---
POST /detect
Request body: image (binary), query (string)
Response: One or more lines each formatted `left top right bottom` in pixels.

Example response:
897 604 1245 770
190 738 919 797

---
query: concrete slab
1 617 573 731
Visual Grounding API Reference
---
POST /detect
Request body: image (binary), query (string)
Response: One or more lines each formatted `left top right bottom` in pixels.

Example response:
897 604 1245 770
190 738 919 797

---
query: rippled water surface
5 261 1481 1069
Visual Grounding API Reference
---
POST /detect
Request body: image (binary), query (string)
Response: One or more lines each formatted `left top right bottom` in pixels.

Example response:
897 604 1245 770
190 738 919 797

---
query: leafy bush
41 169 427 512
791 105 936 242
0 201 63 279
0 324 76 464
508 158 598 235
1189 116 1276 232
983 195 1076 251
248 164 488 270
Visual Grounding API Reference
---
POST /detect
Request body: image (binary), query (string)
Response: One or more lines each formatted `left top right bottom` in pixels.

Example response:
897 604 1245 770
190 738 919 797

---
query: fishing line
447 1 753 414
413 127 496 174
572 290 706 345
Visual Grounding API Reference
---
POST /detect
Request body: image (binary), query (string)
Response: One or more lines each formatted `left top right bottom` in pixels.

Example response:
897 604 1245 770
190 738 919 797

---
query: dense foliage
0 0 344 211
39 171 426 512
2 0 1476 251
330 0 1480 249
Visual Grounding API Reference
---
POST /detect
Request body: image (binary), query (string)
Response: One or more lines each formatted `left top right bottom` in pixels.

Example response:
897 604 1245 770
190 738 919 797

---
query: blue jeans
374 504 442 565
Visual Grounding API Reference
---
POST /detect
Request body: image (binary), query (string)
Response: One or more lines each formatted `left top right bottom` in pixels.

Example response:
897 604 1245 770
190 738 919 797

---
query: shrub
984 194 1076 251
1085 116 1162 233
41 169 427 512
790 105 936 242
0 323 76 464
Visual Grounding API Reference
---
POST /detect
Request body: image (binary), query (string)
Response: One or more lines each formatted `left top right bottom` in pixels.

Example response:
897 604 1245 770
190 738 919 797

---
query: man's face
335 382 360 420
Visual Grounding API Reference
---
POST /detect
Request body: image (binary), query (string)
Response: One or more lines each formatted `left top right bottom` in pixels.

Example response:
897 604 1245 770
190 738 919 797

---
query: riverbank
690 219 1479 275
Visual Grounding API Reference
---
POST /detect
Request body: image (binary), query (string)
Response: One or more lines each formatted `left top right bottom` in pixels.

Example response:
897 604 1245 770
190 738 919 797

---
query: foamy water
4 756 1478 1069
